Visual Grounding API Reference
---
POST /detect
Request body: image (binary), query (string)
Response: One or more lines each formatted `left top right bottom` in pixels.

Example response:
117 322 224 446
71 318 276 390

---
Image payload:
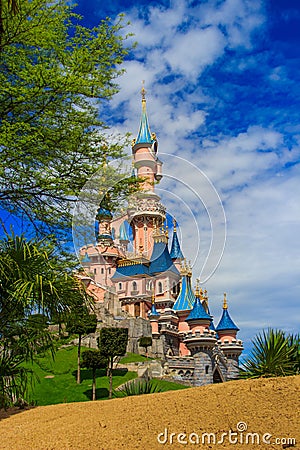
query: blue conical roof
216 308 239 331
96 206 112 220
186 297 212 321
136 98 153 144
173 274 195 311
170 230 184 259
149 302 160 317
149 239 179 276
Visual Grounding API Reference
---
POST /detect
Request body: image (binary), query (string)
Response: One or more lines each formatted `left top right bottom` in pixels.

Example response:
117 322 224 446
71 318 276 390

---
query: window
101 268 104 274
108 268 111 274
172 282 176 294
158 281 163 294
205 365 209 375
94 268 97 275
132 281 137 291
118 283 122 290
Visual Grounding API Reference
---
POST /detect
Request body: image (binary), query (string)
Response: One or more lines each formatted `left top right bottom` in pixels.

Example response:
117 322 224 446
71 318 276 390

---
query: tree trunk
77 333 82 384
92 369 96 401
108 358 113 399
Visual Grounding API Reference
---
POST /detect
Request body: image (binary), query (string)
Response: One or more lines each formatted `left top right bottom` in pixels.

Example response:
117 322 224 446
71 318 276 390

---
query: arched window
118 282 122 290
132 281 137 291
101 268 104 274
158 281 163 294
172 281 176 294
146 280 153 291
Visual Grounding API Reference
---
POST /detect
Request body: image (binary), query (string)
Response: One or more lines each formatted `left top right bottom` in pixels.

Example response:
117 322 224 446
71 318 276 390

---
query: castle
78 86 243 386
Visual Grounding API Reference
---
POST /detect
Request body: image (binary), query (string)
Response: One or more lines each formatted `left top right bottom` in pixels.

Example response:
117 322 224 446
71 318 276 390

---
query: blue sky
73 0 300 355
2 0 299 356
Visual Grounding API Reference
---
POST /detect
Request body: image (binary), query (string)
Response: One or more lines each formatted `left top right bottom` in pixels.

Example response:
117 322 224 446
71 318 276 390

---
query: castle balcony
220 339 244 356
183 330 217 350
127 197 166 222
159 322 179 336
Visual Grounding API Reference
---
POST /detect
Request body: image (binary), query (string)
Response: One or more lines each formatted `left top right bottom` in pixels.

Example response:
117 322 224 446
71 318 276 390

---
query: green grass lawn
25 346 137 406
119 352 154 364
24 347 189 406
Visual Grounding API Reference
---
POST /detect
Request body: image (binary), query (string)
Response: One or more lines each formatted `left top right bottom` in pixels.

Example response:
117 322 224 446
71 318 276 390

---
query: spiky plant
114 379 163 397
240 328 299 379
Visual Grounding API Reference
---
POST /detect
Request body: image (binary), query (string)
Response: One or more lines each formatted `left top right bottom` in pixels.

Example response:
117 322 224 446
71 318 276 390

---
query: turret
148 291 160 337
96 203 113 245
185 280 212 333
216 293 243 380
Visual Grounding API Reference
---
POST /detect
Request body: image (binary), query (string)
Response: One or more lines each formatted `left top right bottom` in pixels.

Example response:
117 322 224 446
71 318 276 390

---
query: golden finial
223 292 228 309
195 278 200 297
152 289 155 305
141 80 146 101
165 221 169 238
173 218 177 232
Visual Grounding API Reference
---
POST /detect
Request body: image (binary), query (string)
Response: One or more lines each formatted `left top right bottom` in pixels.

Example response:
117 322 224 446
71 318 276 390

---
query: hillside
0 375 299 450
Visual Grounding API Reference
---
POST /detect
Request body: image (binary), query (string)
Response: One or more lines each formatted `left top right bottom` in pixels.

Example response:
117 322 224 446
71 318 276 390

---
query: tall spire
135 81 153 145
170 219 184 260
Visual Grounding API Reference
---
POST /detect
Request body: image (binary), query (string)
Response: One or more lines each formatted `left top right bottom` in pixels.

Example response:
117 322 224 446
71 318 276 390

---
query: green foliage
97 327 129 399
97 327 129 359
114 379 163 397
0 233 90 329
138 336 152 356
0 233 90 407
0 0 140 234
240 328 300 379
81 349 107 400
66 308 97 384
81 350 107 371
66 311 97 337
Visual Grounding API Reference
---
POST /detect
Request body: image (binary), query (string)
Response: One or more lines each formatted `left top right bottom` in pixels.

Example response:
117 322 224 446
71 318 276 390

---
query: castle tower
216 294 243 380
170 219 184 276
127 84 165 258
172 261 195 355
96 204 113 245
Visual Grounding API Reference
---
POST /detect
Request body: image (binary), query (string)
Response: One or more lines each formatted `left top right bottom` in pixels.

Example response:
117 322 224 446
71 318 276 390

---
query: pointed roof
149 231 179 276
173 273 195 311
96 206 112 221
148 292 160 317
216 294 239 331
135 84 153 145
170 221 184 259
186 297 212 321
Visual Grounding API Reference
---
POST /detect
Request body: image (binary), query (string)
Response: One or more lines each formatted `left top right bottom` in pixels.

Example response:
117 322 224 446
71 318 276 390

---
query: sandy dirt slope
0 375 299 450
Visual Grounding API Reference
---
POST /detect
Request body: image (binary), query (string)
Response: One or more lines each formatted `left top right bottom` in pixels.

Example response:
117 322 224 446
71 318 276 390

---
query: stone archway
213 367 223 383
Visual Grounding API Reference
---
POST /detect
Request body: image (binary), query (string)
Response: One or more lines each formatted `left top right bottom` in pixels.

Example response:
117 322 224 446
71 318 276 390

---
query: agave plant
240 328 299 379
114 379 163 397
